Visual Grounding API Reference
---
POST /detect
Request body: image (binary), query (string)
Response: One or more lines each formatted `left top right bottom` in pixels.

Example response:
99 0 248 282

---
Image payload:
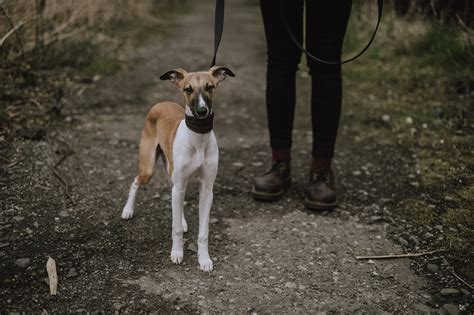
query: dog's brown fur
137 102 184 185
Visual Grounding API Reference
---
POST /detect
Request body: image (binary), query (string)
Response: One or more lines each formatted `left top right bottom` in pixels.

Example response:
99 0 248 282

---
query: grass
342 2 474 281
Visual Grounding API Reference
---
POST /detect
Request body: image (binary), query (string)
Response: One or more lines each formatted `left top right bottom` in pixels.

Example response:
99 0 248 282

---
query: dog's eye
205 83 214 92
183 86 193 94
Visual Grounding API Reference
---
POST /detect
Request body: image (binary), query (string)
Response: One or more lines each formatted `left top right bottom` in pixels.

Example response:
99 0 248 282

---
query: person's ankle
272 148 291 164
311 158 331 171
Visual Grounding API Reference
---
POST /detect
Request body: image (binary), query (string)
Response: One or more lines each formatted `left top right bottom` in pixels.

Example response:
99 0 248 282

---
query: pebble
382 114 390 122
59 210 69 217
0 243 10 248
408 235 420 246
443 304 459 315
13 216 24 222
440 288 459 296
113 302 124 310
187 243 198 253
284 282 296 289
398 237 408 246
232 162 244 168
434 225 443 232
15 258 31 268
406 117 413 124
427 263 438 273
66 267 78 278
412 303 431 314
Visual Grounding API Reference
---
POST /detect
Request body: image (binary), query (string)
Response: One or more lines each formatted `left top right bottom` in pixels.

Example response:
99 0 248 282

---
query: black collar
185 112 214 134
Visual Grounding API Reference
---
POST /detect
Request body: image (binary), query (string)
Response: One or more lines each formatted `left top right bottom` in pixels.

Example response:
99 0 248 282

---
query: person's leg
260 0 304 161
304 0 352 210
253 0 304 201
306 0 352 167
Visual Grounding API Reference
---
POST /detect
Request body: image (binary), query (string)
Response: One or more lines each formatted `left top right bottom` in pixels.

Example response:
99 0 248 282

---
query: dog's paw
121 207 134 220
170 250 183 264
198 256 213 272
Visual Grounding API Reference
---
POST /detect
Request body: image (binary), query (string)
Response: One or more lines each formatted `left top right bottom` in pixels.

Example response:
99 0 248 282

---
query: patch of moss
398 199 435 225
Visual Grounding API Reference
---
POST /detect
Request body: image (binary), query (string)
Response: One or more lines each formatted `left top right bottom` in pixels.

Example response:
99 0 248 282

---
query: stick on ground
46 257 58 295
355 249 444 260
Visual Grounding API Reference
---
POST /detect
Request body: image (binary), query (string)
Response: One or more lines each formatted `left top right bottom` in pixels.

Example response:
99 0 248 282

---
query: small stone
406 117 413 124
440 288 460 296
412 303 431 314
0 243 10 248
113 302 124 310
25 227 33 235
434 225 443 232
427 263 438 273
443 304 460 315
408 235 420 246
352 170 362 176
59 210 69 217
284 282 296 289
210 218 219 224
15 258 31 268
161 194 171 201
13 216 24 222
66 267 78 278
232 162 244 168
382 114 390 122
187 243 198 253
398 237 408 246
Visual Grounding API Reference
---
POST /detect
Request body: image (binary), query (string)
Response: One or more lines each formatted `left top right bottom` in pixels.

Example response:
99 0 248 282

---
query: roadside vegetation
0 0 186 145
342 1 473 282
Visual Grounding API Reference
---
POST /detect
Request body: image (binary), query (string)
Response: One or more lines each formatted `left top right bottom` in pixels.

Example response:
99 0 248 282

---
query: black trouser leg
306 1 352 159
259 0 303 151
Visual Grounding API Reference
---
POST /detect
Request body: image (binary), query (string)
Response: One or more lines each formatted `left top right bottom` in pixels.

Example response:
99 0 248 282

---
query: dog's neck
184 105 214 134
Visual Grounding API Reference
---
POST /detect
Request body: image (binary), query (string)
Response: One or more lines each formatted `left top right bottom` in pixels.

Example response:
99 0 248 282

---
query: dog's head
159 66 235 119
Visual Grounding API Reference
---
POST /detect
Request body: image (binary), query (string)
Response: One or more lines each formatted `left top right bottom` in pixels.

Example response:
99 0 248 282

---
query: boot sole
304 198 337 211
251 178 291 202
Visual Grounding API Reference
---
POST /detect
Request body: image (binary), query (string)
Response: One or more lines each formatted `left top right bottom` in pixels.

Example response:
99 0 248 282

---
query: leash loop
280 0 384 65
211 0 225 67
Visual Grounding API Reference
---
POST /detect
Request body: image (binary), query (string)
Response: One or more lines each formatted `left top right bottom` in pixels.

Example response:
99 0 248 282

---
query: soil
0 0 472 313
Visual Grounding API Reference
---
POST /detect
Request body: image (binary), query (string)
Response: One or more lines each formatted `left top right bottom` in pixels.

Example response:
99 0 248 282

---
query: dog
121 66 235 272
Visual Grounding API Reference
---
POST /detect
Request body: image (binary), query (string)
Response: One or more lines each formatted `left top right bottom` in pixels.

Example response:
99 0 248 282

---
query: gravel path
1 0 469 313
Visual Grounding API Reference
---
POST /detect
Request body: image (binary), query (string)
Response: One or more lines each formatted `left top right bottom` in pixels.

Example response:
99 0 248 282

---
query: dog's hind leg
121 127 159 220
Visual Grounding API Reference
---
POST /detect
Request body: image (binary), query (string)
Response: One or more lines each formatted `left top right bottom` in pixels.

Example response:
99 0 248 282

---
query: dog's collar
185 112 214 134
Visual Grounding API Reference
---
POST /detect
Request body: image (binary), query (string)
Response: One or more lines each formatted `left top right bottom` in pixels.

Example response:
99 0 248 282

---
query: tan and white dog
121 66 234 272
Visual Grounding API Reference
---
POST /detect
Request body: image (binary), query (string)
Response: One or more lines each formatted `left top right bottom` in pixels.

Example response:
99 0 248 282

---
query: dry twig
52 148 75 204
452 271 474 290
355 249 444 260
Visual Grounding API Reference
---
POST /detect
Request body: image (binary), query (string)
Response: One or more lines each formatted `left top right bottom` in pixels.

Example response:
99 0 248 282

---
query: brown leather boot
252 160 291 201
305 168 337 210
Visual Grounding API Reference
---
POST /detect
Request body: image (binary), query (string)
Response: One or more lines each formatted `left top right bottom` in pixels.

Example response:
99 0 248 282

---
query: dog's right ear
159 69 187 86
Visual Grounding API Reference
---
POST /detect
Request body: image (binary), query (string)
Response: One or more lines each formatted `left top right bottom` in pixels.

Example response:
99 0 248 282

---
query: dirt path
1 0 467 313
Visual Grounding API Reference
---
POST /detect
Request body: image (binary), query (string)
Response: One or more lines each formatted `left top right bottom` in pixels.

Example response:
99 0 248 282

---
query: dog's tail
136 114 160 185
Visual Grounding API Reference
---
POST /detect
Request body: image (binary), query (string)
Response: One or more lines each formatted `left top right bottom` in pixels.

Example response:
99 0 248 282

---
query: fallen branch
452 271 473 290
0 4 24 57
355 249 444 260
46 257 58 295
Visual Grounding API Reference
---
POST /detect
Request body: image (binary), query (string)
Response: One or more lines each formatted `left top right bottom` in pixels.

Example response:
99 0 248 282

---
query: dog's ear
209 66 235 84
159 68 188 86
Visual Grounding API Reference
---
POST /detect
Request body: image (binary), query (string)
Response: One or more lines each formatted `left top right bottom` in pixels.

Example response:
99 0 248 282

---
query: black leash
210 0 225 67
281 0 384 65
210 0 383 67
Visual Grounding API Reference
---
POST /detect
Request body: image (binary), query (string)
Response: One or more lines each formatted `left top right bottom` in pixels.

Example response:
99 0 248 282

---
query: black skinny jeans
260 0 352 159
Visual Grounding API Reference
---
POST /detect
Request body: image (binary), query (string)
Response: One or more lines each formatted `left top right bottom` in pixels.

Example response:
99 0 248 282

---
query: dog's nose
196 107 209 117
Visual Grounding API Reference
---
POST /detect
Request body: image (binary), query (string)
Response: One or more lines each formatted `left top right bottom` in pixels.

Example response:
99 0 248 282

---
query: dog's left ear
159 68 188 86
210 66 235 83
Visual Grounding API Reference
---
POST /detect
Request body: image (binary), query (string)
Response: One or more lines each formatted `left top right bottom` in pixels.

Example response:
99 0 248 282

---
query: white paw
170 250 183 264
121 207 134 220
182 218 188 233
198 256 213 272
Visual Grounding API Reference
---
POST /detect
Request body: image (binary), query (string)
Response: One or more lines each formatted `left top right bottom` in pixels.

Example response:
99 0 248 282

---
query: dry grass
0 0 161 60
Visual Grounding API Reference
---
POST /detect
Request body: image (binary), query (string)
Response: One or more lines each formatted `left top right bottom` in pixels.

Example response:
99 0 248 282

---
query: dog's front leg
171 181 187 264
197 181 214 272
